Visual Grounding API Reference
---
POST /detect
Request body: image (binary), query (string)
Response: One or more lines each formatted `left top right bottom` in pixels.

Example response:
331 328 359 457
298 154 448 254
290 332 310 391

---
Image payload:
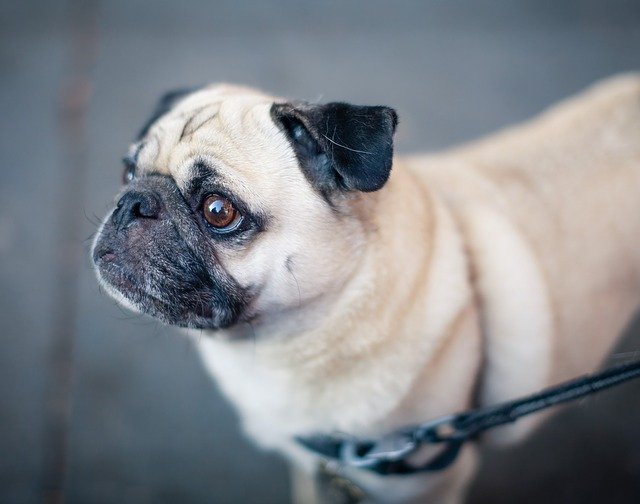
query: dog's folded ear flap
137 88 196 140
271 101 398 194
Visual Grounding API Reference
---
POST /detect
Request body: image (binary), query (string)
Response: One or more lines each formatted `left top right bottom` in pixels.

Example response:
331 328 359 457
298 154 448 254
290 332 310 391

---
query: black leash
297 360 640 476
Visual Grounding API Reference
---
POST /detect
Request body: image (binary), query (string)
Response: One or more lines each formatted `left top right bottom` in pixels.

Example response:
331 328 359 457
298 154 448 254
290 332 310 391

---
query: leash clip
340 432 419 469
340 414 463 469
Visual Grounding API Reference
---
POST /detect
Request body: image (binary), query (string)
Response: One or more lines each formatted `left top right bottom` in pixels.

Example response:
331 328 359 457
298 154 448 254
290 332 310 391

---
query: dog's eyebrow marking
122 153 136 168
182 161 221 199
122 142 144 170
133 142 144 162
179 105 220 142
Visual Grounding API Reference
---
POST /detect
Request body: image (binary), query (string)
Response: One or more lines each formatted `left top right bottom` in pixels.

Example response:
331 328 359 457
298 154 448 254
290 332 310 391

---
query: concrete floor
1 0 639 502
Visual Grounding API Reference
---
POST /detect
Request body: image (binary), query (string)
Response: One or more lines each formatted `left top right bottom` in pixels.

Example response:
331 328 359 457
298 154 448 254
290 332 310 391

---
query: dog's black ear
271 101 398 194
137 88 195 139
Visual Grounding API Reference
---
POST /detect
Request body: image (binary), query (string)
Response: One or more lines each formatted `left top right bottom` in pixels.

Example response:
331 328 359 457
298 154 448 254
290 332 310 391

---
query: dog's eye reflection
122 159 136 185
203 194 242 232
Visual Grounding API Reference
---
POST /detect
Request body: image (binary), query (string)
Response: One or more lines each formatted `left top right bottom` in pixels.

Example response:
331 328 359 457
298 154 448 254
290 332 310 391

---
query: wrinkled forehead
127 85 297 199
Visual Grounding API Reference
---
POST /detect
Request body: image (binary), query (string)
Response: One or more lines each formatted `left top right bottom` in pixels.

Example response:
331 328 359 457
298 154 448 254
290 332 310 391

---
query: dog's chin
93 253 237 331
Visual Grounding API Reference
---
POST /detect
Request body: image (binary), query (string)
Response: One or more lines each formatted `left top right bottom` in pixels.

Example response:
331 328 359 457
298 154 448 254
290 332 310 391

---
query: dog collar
297 359 640 476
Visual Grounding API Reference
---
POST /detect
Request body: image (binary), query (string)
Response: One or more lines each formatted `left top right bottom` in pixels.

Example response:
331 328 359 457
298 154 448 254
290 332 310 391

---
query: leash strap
297 360 640 475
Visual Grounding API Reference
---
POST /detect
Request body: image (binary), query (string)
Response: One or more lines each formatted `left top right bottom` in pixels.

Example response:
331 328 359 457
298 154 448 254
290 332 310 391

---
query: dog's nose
111 190 161 230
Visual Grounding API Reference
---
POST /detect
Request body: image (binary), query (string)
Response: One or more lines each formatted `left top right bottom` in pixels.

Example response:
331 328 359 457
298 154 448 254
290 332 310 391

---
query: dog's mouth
93 246 216 326
94 246 234 329
95 248 117 264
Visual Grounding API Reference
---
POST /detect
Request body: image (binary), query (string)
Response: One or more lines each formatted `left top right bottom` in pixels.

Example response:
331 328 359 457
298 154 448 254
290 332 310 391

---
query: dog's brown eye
203 194 241 231
122 160 136 184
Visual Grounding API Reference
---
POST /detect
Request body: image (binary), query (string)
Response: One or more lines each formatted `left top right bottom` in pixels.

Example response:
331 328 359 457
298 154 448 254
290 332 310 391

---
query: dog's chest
193 334 436 450
196 344 340 449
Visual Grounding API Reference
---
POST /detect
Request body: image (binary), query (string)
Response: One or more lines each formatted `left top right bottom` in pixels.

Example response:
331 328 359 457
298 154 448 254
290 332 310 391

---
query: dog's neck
193 163 482 445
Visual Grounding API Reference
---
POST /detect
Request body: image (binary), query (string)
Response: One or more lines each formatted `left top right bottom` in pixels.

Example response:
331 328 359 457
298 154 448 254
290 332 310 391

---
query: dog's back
405 74 640 419
467 73 640 375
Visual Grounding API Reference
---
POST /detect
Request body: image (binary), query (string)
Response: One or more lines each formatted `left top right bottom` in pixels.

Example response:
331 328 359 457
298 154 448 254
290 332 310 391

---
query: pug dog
92 74 640 503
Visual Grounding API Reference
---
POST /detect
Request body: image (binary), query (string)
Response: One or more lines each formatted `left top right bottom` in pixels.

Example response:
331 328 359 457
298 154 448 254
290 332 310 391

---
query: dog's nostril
134 198 158 218
131 201 143 217
112 190 161 230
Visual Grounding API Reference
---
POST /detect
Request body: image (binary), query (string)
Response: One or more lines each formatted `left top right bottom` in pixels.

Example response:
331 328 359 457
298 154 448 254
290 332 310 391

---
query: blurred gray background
1 0 640 502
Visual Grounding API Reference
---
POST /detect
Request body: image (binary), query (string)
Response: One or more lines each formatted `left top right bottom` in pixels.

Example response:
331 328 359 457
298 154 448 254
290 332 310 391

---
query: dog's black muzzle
92 175 247 329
